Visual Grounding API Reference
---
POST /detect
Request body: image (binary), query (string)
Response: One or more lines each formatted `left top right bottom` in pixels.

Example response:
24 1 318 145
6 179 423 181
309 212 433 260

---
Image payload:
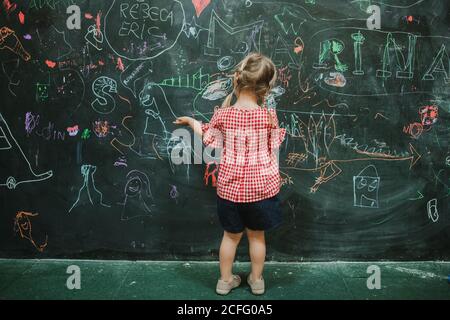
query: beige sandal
216 275 241 295
247 274 265 295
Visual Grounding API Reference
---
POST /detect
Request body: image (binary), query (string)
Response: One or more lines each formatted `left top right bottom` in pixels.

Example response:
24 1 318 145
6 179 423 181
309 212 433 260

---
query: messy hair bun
222 52 277 109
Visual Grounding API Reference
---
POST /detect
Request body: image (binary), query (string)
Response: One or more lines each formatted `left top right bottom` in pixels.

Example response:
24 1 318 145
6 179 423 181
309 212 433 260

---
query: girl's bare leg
246 229 266 281
219 231 243 282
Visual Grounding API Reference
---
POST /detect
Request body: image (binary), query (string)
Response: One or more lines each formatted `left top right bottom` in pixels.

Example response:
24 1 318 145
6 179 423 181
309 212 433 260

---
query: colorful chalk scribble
0 26 31 61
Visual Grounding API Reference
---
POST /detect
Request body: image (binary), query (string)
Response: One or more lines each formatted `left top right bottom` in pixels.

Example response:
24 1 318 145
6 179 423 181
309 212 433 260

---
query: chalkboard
0 0 449 261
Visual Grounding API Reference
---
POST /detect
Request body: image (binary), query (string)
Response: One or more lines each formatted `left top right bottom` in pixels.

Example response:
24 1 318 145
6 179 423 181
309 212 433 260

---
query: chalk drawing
91 76 117 114
202 78 232 101
36 74 50 102
68 165 110 213
274 8 306 36
271 34 302 69
1 58 21 96
14 211 48 252
119 170 155 221
353 165 380 208
0 113 53 189
423 44 450 82
217 56 235 71
183 16 208 39
104 0 186 61
204 9 263 57
85 24 103 51
158 68 210 91
314 39 347 72
377 33 416 79
427 198 438 222
120 60 153 97
204 162 218 187
0 26 31 61
324 72 346 87
352 31 365 75
281 113 421 193
192 0 211 17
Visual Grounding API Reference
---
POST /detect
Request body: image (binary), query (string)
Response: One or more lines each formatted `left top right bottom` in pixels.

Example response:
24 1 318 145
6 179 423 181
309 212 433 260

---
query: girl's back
202 105 285 203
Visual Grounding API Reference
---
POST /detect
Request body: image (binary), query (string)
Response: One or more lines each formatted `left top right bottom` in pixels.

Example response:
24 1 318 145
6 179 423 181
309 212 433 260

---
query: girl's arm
175 109 222 148
173 117 202 136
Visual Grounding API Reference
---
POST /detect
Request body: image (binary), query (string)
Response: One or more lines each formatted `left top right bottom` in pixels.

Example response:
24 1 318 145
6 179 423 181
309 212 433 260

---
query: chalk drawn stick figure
0 112 53 189
119 170 154 221
68 165 110 213
14 211 48 252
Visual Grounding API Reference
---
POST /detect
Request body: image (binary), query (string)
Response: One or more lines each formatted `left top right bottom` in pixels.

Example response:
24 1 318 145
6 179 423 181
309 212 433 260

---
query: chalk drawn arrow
282 143 422 193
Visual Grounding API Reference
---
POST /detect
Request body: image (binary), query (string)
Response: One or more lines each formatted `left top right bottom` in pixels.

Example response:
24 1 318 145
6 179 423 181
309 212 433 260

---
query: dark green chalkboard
0 0 449 261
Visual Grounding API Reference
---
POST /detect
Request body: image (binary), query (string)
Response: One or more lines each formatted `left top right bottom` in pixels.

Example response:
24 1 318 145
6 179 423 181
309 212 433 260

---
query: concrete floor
0 259 449 300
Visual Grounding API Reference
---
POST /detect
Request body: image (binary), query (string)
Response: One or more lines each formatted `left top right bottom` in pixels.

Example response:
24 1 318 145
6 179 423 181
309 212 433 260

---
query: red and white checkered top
201 106 286 203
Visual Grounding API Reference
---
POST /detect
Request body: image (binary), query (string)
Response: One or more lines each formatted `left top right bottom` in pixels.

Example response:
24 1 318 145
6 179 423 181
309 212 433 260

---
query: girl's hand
173 116 193 126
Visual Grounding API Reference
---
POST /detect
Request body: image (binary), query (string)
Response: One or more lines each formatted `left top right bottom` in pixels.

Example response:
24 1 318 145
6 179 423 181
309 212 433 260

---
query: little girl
174 53 286 295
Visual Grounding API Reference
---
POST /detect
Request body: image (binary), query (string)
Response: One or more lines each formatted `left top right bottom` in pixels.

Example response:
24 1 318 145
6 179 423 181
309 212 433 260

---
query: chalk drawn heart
192 0 211 17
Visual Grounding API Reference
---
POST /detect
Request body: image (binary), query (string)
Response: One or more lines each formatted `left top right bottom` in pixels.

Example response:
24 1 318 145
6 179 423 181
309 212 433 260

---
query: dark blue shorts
216 194 283 233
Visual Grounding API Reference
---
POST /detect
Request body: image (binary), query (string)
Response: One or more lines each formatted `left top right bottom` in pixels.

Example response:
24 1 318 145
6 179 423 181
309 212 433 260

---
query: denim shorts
216 194 283 233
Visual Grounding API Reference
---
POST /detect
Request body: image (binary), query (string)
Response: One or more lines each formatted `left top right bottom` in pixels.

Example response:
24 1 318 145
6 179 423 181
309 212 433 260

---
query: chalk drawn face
125 177 142 197
81 165 95 177
36 84 49 100
139 84 154 108
139 83 161 117
124 171 152 199
14 211 33 240
14 211 48 252
353 165 380 208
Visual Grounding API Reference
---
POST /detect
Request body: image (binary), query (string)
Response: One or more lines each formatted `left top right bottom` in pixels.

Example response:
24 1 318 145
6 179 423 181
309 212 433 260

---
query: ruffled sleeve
201 107 223 148
268 108 286 150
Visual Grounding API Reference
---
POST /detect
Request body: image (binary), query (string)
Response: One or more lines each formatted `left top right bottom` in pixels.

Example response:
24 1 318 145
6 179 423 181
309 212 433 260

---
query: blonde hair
222 53 277 125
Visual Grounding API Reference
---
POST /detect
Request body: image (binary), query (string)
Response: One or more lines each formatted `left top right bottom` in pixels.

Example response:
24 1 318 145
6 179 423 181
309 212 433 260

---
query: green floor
0 259 449 300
